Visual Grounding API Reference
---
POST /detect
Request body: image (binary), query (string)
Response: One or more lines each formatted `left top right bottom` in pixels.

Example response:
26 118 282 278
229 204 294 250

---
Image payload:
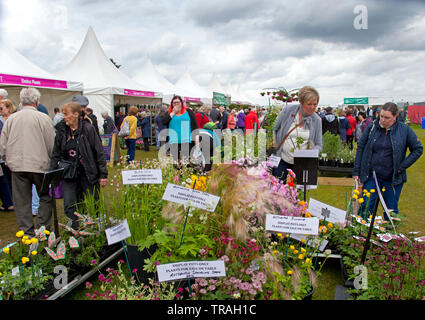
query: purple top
237 112 246 127
361 117 372 132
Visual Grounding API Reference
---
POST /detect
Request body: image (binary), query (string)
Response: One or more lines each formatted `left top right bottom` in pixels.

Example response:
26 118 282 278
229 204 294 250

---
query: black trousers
12 171 52 236
62 174 100 230
143 137 150 151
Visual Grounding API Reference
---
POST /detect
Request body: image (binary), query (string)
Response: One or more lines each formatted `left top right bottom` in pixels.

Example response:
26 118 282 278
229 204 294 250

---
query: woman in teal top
162 95 199 164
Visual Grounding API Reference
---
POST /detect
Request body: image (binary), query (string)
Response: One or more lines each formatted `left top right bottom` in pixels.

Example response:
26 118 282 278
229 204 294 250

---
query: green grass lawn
2 125 425 300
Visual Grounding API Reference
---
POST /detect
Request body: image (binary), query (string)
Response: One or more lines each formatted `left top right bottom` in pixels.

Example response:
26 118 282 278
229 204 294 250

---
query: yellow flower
21 257 30 264
305 211 312 218
299 201 306 206
352 194 358 200
365 192 371 198
285 233 289 238
43 230 50 235
16 230 24 238
353 189 360 195
370 189 375 193
272 250 278 255
31 251 37 256
277 233 283 239
287 270 293 275
301 238 306 244
382 187 386 192
293 250 299 254
191 175 197 181
31 238 38 244
363 189 368 194
305 258 312 264
25 240 32 245
290 245 295 250
301 248 306 253
327 222 333 229
0 272 2 276
199 176 207 184
298 254 305 260
319 226 327 234
2 247 10 254
358 198 365 204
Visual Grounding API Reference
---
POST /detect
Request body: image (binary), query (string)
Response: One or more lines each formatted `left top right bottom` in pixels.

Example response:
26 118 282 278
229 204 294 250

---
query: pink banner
124 89 155 97
184 96 201 102
0 73 68 89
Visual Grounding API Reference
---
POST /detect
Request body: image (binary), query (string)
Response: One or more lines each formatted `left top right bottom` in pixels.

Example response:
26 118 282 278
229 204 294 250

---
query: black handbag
58 127 81 180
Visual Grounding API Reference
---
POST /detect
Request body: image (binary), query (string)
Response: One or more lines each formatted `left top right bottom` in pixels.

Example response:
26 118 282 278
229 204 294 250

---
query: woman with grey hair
271 86 323 182
139 111 151 152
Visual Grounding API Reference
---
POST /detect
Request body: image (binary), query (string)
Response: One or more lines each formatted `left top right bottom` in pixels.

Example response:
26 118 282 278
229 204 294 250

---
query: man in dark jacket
218 106 228 130
72 95 101 137
101 111 117 134
353 102 423 218
322 107 339 135
210 104 221 125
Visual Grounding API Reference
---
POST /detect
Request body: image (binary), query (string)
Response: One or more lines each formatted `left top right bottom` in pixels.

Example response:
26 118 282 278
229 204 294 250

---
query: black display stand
293 150 319 202
41 168 64 236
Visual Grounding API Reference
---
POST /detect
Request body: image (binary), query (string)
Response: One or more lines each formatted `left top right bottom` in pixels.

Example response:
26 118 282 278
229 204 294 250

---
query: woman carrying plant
50 102 108 229
121 106 139 163
353 102 423 219
162 95 199 165
271 86 323 182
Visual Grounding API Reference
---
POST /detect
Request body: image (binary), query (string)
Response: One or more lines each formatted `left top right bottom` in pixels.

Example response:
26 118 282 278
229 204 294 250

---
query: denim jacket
353 118 423 186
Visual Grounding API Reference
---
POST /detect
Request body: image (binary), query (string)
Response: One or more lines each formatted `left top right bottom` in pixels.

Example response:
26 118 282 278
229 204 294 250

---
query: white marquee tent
174 69 212 104
131 57 196 104
207 72 226 96
55 27 162 127
0 42 83 116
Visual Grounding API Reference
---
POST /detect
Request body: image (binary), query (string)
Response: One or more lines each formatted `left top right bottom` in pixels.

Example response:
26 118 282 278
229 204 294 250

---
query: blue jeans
32 184 40 214
359 176 403 219
272 159 294 182
125 138 136 162
155 128 160 149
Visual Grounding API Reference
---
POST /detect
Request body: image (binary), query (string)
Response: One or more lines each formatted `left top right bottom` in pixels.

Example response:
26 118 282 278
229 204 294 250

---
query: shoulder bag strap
276 122 302 151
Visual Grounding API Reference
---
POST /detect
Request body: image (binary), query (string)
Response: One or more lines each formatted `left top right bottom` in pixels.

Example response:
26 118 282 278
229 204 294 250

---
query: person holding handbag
120 106 139 163
271 86 323 182
50 102 107 229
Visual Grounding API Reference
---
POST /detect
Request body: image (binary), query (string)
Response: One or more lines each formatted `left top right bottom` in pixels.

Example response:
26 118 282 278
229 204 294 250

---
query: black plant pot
303 285 314 300
340 258 354 288
126 244 158 284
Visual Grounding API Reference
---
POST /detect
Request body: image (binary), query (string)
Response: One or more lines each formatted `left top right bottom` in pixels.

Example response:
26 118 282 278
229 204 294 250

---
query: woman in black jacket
50 102 108 229
162 95 199 165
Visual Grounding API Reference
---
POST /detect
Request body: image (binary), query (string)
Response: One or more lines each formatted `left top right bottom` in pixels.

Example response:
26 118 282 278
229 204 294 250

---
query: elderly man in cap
322 107 339 135
72 95 100 137
0 87 55 236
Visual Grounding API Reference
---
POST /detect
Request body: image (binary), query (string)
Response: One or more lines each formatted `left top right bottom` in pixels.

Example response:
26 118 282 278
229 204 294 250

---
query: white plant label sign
162 183 220 212
157 260 226 282
268 155 281 167
122 169 162 185
265 214 319 235
105 219 131 245
308 198 347 225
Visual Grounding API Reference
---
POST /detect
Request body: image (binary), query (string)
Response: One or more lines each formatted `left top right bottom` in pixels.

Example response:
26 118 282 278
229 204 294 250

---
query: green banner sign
213 92 231 106
344 97 369 105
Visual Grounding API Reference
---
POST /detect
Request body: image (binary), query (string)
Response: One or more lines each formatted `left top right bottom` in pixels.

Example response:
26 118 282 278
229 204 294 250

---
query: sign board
307 198 347 225
268 155 281 168
162 183 220 212
265 214 319 235
293 149 318 189
105 219 131 245
100 133 120 167
157 260 226 282
122 169 162 185
343 97 369 105
213 92 231 106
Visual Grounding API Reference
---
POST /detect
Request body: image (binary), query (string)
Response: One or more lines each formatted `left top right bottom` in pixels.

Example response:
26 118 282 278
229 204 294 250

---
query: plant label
162 183 220 212
290 234 328 251
105 219 131 245
268 155 281 167
308 198 347 225
415 236 425 242
157 260 226 282
122 169 162 185
265 214 319 235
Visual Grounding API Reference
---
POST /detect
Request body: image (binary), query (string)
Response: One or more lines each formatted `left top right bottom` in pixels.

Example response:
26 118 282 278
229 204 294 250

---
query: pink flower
98 274 106 282
178 287 184 293
91 259 97 265
85 281 93 289
199 279 208 287
199 289 207 294
208 285 216 291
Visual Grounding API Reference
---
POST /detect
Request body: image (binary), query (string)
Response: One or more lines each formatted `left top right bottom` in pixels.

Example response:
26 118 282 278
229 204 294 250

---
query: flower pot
340 258 354 288
126 244 157 284
302 285 314 300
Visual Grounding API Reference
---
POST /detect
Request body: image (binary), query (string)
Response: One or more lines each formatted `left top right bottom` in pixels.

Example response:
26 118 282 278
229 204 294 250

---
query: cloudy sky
1 0 425 105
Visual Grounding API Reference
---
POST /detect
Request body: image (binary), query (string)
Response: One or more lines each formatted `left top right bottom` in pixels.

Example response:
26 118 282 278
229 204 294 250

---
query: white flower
324 249 332 256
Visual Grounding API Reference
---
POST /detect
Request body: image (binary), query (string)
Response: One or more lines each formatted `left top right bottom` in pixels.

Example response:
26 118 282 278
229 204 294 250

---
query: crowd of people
0 85 422 236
